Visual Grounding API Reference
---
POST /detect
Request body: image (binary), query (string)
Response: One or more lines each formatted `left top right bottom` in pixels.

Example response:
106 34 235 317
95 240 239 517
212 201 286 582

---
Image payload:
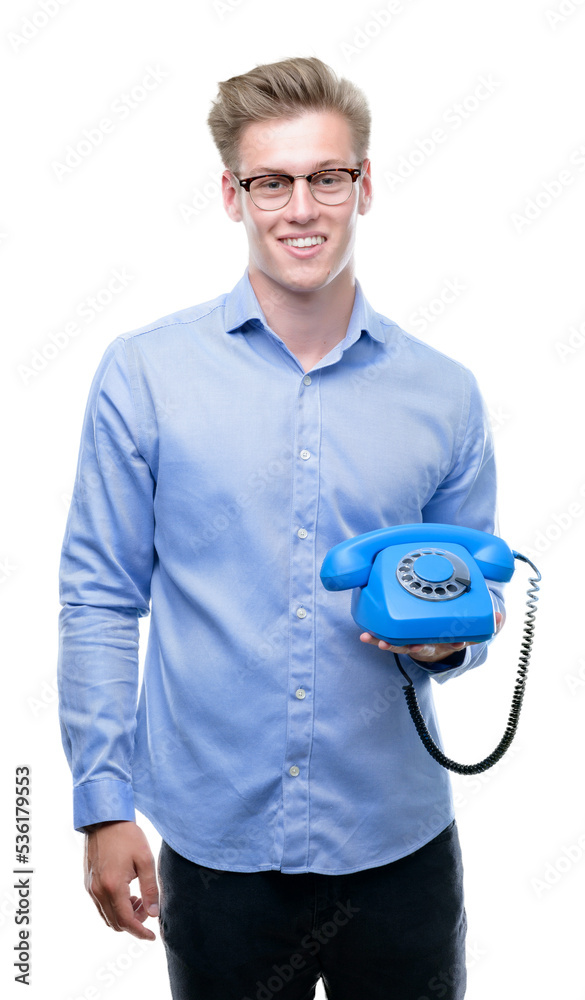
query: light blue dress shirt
57 267 504 874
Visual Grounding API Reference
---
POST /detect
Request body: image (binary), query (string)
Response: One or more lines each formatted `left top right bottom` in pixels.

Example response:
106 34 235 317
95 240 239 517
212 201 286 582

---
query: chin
281 274 331 293
272 262 334 288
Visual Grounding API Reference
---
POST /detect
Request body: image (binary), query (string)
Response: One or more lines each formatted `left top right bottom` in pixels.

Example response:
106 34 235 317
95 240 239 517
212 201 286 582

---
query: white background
1 0 583 997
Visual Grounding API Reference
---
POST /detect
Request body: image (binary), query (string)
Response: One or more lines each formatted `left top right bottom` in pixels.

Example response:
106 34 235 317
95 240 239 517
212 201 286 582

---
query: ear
222 170 243 223
357 158 373 216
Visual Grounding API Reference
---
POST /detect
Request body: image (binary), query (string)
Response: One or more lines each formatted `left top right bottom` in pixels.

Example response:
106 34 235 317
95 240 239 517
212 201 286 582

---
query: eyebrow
246 159 350 175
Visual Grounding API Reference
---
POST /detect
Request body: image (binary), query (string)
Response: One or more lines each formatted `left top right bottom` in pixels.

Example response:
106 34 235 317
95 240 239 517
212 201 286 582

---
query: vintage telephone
320 523 541 775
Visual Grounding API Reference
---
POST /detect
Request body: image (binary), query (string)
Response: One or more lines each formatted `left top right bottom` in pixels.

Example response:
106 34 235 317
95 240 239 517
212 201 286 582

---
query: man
58 56 504 999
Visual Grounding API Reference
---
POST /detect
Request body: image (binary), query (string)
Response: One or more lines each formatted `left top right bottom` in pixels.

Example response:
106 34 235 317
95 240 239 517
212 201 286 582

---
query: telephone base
349 542 497 646
362 630 495 646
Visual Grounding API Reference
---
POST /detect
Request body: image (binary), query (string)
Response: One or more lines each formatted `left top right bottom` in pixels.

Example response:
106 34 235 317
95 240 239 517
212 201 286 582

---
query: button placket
280 370 321 868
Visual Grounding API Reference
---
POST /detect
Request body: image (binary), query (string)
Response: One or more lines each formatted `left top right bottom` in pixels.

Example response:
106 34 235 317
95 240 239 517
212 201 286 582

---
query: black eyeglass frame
234 167 362 209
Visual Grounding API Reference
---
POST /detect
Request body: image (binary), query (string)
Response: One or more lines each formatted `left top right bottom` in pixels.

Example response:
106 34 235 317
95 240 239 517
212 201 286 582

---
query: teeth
281 236 326 247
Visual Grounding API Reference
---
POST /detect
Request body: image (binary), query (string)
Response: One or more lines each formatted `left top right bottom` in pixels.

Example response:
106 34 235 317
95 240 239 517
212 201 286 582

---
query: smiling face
222 110 372 298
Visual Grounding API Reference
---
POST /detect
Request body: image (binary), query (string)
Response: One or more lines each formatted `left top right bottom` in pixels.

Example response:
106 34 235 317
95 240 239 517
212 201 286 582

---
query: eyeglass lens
249 171 353 209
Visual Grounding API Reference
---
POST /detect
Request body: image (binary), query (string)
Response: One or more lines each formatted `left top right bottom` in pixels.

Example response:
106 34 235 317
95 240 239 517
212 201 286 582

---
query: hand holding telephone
320 523 541 774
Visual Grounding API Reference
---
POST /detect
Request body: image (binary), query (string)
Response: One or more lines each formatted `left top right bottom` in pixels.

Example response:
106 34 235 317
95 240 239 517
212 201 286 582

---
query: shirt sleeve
57 336 155 831
410 367 506 684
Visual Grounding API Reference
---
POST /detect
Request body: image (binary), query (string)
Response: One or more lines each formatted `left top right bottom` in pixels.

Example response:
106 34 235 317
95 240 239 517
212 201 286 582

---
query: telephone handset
320 523 541 774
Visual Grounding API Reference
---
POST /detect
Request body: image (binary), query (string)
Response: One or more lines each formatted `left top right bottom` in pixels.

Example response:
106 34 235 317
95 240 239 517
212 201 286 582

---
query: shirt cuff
73 778 136 833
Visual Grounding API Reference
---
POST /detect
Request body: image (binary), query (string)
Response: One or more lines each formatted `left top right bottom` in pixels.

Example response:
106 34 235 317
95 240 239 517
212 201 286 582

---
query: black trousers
157 820 467 1000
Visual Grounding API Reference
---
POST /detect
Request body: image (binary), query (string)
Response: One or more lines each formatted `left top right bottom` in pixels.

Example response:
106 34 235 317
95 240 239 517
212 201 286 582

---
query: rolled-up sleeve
57 336 155 831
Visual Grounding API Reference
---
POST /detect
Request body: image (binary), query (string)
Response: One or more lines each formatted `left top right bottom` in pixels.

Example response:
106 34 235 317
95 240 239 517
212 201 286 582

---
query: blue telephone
321 524 541 774
320 522 516 646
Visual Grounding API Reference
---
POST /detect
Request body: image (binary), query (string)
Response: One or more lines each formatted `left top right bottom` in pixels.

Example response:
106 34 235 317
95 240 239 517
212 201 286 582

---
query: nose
283 177 319 222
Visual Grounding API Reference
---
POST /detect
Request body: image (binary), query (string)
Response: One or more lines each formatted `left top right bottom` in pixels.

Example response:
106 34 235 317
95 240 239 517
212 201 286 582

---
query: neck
247 262 357 371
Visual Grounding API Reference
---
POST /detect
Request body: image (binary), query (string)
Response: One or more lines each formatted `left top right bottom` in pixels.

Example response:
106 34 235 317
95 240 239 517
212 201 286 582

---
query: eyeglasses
235 167 362 210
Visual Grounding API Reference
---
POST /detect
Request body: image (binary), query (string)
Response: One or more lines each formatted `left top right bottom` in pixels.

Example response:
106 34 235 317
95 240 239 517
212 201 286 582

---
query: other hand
359 611 504 664
84 820 159 940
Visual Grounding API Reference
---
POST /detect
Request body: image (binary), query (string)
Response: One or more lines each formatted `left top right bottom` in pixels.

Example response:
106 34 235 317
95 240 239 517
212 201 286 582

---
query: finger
360 633 472 658
134 848 159 919
359 633 410 652
87 871 156 940
405 644 440 659
106 886 157 940
129 894 150 925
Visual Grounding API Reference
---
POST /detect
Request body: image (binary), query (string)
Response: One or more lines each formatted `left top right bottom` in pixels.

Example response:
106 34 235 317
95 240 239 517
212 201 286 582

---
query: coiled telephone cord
394 552 541 775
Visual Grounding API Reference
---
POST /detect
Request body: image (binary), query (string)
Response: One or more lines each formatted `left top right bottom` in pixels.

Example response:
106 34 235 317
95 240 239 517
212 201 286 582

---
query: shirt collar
224 266 386 345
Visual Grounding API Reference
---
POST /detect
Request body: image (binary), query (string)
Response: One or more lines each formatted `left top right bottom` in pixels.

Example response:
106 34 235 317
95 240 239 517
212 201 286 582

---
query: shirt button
289 765 300 777
300 449 311 460
295 688 306 699
296 607 307 619
303 375 312 385
297 528 308 539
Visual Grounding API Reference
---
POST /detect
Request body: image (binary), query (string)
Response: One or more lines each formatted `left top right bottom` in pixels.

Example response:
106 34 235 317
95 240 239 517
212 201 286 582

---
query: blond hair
207 55 371 175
